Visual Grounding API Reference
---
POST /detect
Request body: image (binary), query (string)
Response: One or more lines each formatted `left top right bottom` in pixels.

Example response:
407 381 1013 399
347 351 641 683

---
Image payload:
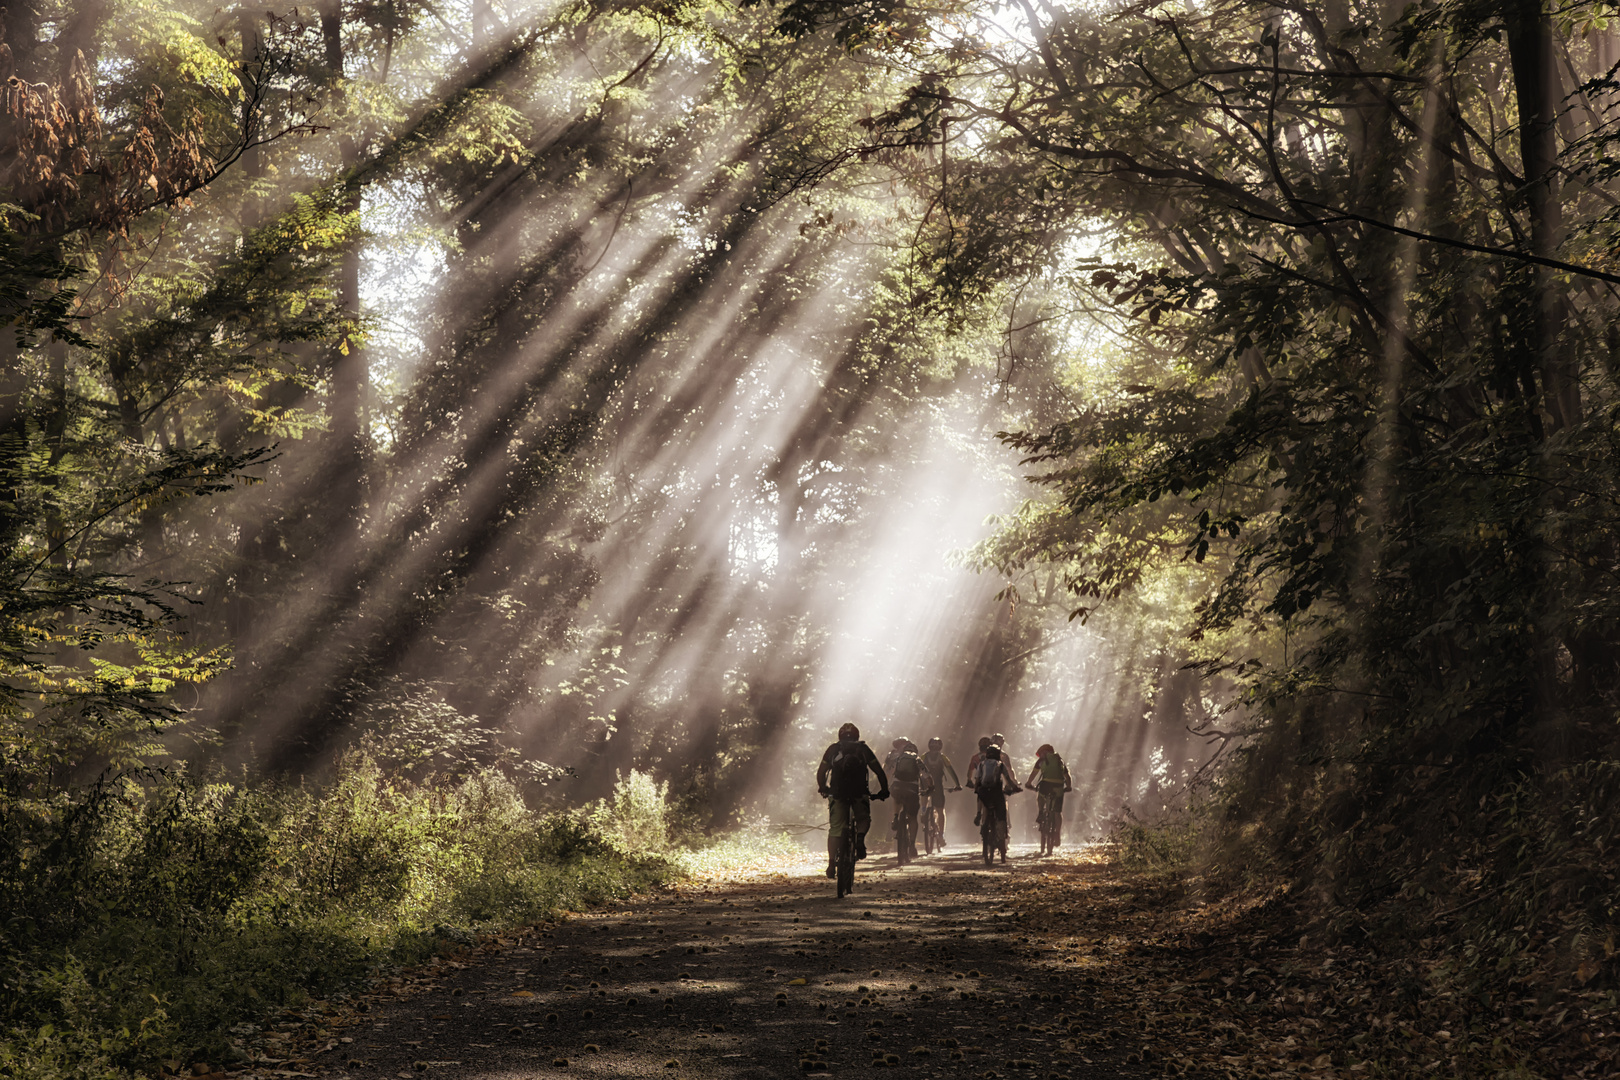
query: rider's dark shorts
926 780 947 805
892 782 920 817
828 797 871 839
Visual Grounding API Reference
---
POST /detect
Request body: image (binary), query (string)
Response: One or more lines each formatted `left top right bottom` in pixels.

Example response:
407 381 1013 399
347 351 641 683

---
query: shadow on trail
282 844 1611 1080
320 846 1151 1080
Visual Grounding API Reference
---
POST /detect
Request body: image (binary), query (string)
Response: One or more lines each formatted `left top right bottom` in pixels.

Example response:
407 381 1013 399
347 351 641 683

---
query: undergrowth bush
1195 717 1620 1006
584 770 801 876
0 756 673 1080
587 769 671 853
1106 803 1210 874
666 814 803 878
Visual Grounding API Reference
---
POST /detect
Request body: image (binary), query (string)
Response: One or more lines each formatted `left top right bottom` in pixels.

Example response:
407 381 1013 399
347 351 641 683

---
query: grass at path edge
0 763 804 1080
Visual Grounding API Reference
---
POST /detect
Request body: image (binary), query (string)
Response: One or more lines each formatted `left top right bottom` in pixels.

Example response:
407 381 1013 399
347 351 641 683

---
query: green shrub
587 769 670 853
0 756 673 1080
1107 804 1207 873
666 816 803 878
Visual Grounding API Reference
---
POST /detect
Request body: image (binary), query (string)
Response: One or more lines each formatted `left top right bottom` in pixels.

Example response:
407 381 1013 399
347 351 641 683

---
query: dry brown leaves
1001 851 1619 1079
218 929 555 1080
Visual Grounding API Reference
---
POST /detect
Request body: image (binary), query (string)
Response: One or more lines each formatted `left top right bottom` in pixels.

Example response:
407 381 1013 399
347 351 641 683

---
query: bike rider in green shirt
816 723 889 878
1025 743 1073 855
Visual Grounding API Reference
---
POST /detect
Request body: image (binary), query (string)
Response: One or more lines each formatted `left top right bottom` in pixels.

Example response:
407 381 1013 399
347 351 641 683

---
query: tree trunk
238 6 266 228
1506 0 1577 431
0 3 41 553
322 0 369 523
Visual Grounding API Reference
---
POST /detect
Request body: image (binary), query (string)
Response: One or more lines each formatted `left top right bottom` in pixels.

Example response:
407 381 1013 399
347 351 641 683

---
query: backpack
974 754 1002 791
893 752 921 784
1039 752 1065 784
828 741 871 800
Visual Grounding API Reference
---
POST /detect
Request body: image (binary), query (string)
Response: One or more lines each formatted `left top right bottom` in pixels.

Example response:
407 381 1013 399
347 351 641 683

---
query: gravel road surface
319 845 1148 1080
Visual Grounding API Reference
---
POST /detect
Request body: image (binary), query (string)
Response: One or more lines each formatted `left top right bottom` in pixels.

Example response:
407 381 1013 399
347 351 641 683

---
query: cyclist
888 739 930 862
965 736 993 825
986 733 1011 826
883 737 909 776
816 723 889 879
881 738 908 845
920 737 961 847
970 742 1018 864
1025 743 1073 855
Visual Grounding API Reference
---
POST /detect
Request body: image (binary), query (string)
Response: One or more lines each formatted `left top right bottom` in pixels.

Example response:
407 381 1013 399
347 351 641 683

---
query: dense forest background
3 0 1620 1072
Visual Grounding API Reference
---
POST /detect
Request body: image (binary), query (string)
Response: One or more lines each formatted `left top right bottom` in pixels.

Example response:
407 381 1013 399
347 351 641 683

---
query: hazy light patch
760 398 1024 828
201 69 789 739
805 420 1013 726
193 0 1208 847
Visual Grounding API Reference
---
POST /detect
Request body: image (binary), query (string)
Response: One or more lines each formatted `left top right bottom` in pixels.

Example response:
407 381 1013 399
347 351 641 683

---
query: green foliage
664 819 803 878
1107 805 1207 875
0 758 672 1080
838 0 1620 999
587 769 671 853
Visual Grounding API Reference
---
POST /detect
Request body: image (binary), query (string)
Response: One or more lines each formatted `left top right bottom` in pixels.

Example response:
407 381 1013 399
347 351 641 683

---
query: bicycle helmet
892 737 909 749
978 736 992 750
1037 743 1055 757
839 722 860 740
927 737 942 749
903 740 919 753
991 732 1006 745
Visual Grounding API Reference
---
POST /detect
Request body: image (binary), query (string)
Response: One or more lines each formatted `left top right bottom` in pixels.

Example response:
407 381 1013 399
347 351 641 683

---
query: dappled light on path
225 846 1613 1080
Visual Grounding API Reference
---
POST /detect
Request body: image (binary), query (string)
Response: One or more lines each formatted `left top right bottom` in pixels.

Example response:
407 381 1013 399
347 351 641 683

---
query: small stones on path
274 847 1166 1080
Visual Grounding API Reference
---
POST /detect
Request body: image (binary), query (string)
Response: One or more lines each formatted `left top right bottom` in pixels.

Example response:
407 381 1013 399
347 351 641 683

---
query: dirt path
239 842 1600 1080
302 845 1152 1080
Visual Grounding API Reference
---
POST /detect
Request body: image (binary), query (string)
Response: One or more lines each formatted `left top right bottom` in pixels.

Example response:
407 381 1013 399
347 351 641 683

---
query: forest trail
301 845 1173 1080
249 843 1581 1080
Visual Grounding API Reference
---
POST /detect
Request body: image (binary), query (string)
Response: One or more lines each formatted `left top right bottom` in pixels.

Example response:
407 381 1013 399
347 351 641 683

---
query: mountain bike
980 798 1010 866
921 787 960 854
1031 782 1063 856
894 802 916 867
834 812 857 897
825 790 886 898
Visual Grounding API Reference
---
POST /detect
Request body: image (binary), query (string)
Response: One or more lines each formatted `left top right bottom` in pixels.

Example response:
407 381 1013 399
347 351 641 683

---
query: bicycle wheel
836 829 855 898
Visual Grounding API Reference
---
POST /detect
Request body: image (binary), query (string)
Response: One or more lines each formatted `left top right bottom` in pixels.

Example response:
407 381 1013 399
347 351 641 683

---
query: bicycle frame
980 799 1009 865
835 813 856 897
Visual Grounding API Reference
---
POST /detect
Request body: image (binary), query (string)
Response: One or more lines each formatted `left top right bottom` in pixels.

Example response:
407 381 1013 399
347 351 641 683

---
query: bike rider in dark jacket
887 739 931 862
969 742 1018 855
816 723 889 878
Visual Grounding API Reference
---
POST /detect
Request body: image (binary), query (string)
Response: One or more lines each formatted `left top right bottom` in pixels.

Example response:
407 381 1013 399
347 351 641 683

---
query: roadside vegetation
4 0 1620 1075
0 758 791 1080
1104 787 1620 1077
